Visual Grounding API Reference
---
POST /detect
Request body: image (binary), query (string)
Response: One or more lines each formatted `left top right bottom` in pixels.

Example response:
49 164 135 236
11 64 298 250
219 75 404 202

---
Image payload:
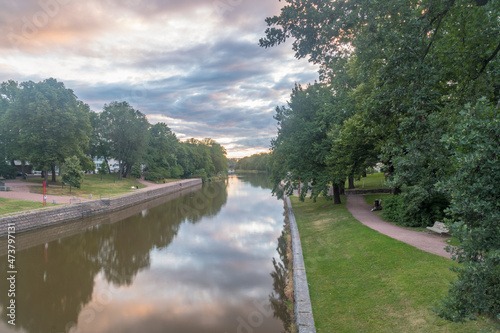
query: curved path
346 195 451 259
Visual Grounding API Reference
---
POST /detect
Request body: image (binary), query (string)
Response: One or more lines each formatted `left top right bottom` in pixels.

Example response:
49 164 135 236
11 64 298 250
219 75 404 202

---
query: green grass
0 197 46 216
25 174 147 198
347 172 388 190
291 196 500 333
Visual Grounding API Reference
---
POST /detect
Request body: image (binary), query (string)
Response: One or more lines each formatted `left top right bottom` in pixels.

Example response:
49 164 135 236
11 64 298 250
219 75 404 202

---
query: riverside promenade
346 195 451 259
0 178 202 236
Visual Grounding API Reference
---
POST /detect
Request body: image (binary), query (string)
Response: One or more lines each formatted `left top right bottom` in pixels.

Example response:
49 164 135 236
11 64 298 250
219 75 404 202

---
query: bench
0 186 11 191
427 222 449 234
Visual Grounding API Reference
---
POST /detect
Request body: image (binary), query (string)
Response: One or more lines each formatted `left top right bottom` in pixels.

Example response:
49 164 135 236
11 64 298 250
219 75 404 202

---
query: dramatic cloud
0 0 318 157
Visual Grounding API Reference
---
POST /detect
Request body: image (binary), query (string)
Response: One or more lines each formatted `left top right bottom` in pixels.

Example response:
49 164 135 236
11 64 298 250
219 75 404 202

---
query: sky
0 0 319 158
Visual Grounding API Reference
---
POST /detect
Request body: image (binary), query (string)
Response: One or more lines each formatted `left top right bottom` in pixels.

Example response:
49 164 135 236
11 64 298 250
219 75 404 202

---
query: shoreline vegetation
290 196 500 332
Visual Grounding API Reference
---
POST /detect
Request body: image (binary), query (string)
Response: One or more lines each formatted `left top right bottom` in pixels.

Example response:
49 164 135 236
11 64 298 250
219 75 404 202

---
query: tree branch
475 41 500 79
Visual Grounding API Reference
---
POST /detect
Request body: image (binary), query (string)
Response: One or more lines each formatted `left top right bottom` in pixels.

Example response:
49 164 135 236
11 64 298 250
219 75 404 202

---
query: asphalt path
346 194 451 259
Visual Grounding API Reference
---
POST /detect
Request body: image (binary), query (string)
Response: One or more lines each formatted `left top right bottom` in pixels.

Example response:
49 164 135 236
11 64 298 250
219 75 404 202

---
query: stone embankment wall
284 196 316 333
0 179 202 237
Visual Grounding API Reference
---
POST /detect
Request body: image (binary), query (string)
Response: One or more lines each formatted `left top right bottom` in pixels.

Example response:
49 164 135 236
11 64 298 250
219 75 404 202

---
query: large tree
144 122 180 181
271 83 350 204
3 78 91 182
100 101 149 180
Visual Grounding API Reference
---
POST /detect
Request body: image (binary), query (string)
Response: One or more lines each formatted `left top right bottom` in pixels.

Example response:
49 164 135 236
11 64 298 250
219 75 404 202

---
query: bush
170 165 184 178
130 164 142 179
0 164 17 179
192 168 208 182
145 167 169 182
383 186 449 227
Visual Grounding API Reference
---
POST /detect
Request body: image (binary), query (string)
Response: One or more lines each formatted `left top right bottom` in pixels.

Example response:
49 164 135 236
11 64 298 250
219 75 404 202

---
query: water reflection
269 229 293 332
0 176 287 333
235 172 273 190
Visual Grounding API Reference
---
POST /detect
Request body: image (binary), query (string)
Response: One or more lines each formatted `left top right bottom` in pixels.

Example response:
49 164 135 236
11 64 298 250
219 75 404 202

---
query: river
0 174 291 333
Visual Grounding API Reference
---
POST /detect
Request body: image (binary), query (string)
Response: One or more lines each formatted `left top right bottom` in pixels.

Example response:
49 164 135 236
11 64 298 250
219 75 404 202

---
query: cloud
0 0 319 157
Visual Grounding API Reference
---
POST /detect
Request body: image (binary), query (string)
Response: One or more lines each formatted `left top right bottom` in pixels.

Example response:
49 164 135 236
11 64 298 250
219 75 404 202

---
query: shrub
145 167 169 182
383 186 449 227
0 164 17 179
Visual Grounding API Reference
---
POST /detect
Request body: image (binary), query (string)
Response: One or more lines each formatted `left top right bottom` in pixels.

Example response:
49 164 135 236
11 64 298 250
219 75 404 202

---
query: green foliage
235 152 271 172
61 156 83 192
270 83 351 203
261 1 499 323
145 167 169 182
100 101 149 180
79 155 95 173
2 79 91 182
130 164 142 179
176 138 228 179
98 162 109 175
437 99 500 322
0 163 17 179
382 188 449 227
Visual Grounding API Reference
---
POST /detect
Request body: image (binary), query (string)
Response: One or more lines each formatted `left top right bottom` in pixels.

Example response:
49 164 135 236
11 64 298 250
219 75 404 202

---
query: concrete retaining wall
285 196 316 333
0 178 202 237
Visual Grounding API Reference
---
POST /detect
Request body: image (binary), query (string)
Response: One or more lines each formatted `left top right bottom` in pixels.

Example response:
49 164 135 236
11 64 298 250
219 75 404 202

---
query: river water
0 174 291 333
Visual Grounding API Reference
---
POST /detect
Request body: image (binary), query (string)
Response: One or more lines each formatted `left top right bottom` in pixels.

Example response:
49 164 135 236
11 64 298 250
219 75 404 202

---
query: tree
236 153 271 172
61 156 83 193
100 101 149 180
0 80 30 173
438 99 500 322
144 122 179 181
327 113 379 189
270 83 349 204
3 79 91 183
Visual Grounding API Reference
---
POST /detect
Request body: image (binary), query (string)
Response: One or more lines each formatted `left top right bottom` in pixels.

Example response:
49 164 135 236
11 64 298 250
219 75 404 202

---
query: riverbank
290 196 500 332
0 178 202 237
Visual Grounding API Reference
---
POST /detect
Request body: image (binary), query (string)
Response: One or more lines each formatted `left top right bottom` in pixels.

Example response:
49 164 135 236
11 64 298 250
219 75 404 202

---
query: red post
298 177 301 196
43 181 47 206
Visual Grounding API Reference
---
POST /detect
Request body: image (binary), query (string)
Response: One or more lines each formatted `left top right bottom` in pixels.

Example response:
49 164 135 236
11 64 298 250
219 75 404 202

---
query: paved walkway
0 177 175 205
0 179 92 204
346 195 451 259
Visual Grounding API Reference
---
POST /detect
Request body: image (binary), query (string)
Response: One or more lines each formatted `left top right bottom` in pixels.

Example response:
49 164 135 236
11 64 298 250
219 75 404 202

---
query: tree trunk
44 169 49 184
118 161 123 180
339 181 345 195
51 163 56 182
333 184 342 204
362 171 367 177
348 176 355 189
125 163 132 178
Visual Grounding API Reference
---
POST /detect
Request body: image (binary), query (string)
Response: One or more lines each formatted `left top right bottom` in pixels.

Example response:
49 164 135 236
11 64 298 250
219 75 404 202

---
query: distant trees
0 78 228 183
235 152 271 172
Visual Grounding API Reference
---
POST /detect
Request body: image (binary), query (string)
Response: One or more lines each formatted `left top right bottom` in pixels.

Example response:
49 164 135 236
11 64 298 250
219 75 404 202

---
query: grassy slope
291 196 499 333
0 197 45 216
25 174 147 198
347 172 388 190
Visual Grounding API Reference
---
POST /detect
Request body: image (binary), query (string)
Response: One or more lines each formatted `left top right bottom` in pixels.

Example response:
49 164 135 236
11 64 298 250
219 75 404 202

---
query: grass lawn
291 196 500 333
347 172 388 190
0 197 46 216
25 174 147 198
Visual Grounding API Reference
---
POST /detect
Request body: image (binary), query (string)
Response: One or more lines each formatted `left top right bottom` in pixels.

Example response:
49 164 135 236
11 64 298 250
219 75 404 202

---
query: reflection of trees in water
236 173 272 190
0 182 228 333
269 227 294 332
